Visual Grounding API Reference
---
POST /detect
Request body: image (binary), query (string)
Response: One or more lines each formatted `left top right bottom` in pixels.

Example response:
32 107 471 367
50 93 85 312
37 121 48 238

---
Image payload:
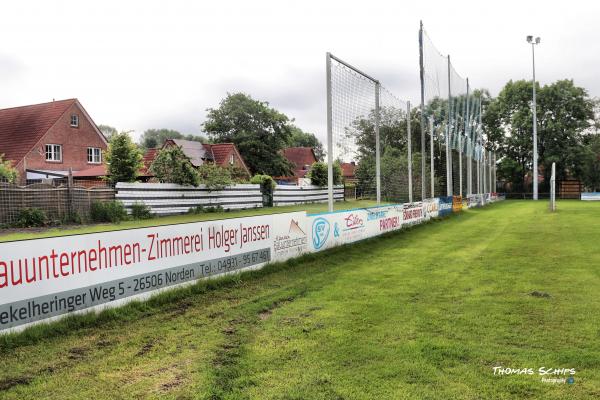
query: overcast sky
1 0 598 145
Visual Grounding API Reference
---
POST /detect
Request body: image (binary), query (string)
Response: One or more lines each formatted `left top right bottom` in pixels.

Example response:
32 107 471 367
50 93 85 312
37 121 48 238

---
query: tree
203 93 293 176
0 154 18 183
288 126 325 161
307 161 341 187
580 133 600 191
139 129 207 150
484 79 594 192
105 132 143 184
149 146 200 186
98 124 118 140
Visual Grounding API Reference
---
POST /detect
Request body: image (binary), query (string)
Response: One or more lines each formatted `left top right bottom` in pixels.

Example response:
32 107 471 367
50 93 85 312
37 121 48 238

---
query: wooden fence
115 183 263 215
273 185 345 206
0 182 115 225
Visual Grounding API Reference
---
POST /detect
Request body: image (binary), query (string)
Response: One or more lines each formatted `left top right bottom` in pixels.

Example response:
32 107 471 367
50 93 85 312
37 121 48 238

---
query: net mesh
421 27 485 198
330 56 415 203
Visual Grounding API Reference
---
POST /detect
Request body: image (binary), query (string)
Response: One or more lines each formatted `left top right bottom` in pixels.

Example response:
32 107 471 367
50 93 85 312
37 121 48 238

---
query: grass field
0 200 378 242
1 200 599 399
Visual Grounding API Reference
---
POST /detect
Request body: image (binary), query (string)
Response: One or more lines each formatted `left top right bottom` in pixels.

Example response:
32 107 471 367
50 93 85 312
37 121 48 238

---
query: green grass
0 200 377 242
1 200 599 399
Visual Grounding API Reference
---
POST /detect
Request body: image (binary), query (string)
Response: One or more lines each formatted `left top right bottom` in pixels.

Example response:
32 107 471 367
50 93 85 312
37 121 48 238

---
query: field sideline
1 200 599 399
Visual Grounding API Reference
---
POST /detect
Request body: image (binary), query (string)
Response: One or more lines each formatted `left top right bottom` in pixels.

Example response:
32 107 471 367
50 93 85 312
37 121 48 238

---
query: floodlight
535 37 541 44
526 35 533 43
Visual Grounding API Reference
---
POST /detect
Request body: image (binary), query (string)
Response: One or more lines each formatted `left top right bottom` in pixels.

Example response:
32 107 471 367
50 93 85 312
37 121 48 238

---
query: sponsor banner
466 194 482 208
402 202 424 226
272 212 308 261
423 198 439 220
309 209 367 252
452 196 463 213
438 196 453 217
484 193 491 203
0 212 305 332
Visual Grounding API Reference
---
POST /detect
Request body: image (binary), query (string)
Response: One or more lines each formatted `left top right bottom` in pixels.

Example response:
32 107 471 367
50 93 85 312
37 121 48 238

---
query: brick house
277 147 318 185
142 139 251 178
0 98 108 184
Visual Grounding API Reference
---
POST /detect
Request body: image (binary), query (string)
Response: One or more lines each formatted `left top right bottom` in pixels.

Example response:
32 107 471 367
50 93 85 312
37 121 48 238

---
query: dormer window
70 114 79 127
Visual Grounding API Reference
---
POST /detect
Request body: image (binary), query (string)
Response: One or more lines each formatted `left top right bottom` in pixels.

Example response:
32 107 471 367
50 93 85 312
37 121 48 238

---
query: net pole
418 21 427 199
446 56 452 196
477 97 482 195
375 82 381 204
488 149 493 195
326 52 334 212
430 118 435 197
493 152 497 192
407 101 413 202
466 79 472 196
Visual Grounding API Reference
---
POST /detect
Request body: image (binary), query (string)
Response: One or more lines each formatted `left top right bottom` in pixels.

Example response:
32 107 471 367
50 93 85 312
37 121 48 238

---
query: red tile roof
341 162 356 177
204 143 233 165
0 99 77 165
282 147 317 178
140 148 159 176
72 165 107 177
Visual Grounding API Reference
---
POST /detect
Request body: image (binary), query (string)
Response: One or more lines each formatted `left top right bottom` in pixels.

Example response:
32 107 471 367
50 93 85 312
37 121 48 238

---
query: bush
150 146 200 186
130 202 152 220
188 205 204 214
197 164 233 191
62 211 82 225
14 208 47 227
105 132 144 184
90 201 128 223
0 154 18 183
307 161 342 187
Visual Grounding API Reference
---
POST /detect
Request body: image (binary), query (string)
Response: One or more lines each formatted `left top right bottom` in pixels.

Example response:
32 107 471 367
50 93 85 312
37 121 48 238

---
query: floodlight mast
527 35 541 200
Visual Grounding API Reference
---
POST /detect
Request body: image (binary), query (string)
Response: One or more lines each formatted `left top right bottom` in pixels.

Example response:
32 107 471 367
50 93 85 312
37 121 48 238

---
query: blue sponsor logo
438 196 453 216
312 217 330 250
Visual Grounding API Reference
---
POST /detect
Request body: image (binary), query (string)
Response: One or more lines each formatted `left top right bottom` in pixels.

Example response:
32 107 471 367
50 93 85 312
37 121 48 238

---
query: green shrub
307 161 342 187
90 201 128 223
14 208 47 227
197 164 232 191
62 211 82 225
130 202 152 220
188 205 205 214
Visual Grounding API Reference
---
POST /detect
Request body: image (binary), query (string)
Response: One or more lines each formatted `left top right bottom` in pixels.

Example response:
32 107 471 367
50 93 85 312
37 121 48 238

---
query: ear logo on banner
312 217 330 249
334 222 340 238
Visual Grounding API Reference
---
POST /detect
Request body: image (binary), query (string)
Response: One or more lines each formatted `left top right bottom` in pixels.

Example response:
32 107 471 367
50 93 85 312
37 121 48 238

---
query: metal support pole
466 79 471 196
407 101 413 202
326 53 334 212
531 43 539 200
493 152 497 192
375 82 381 204
488 150 493 194
419 20 427 199
430 118 435 198
446 56 452 196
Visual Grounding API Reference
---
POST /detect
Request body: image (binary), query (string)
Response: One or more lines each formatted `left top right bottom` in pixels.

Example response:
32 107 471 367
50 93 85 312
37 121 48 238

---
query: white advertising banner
2 197 491 333
0 212 306 332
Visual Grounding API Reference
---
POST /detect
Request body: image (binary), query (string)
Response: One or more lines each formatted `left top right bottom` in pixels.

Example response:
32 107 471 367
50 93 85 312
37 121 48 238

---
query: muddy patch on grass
0 376 32 391
258 296 296 321
529 291 551 298
68 346 89 360
136 339 157 357
167 300 194 319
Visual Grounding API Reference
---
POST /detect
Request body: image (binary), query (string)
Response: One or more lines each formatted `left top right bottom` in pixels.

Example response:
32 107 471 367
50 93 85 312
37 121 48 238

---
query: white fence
273 185 344 206
115 183 263 214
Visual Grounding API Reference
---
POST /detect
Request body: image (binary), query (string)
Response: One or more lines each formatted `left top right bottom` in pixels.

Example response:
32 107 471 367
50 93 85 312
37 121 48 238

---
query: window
229 154 234 165
70 114 79 127
45 144 62 162
87 147 101 164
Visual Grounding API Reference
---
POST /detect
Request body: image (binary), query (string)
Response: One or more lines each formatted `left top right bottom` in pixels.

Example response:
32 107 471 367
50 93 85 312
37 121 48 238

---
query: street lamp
527 35 541 200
